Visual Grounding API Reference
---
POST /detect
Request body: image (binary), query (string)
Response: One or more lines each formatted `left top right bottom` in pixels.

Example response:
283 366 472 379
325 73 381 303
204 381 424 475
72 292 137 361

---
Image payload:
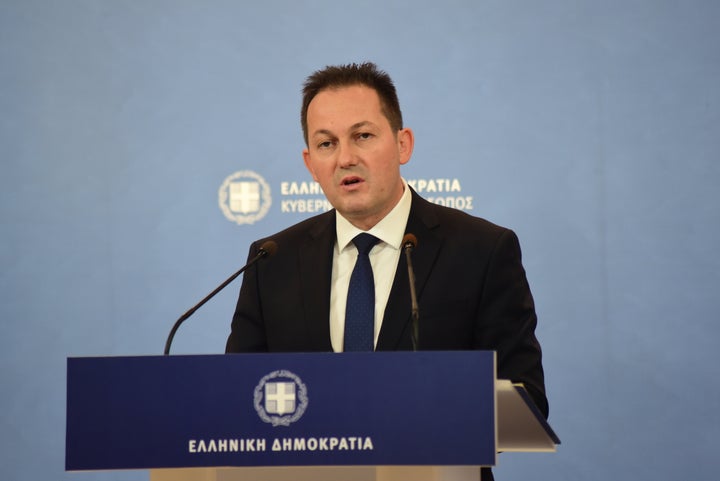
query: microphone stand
163 241 276 355
403 234 420 351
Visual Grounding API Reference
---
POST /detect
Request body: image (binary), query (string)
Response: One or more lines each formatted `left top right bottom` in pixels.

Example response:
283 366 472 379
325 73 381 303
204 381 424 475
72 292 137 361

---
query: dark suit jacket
226 189 547 418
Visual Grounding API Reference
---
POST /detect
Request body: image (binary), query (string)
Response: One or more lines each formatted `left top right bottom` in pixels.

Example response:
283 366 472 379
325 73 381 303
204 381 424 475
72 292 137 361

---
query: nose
337 142 358 168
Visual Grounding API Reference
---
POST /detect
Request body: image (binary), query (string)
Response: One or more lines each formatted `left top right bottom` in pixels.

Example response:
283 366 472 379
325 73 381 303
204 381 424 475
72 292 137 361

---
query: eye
317 140 334 149
357 132 373 141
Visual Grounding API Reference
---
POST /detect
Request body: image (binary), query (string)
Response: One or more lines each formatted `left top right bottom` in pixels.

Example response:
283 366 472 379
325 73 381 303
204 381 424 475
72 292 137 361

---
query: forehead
306 85 388 131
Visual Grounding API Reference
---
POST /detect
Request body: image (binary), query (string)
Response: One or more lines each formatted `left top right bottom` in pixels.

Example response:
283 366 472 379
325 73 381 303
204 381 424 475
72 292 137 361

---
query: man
226 63 547 419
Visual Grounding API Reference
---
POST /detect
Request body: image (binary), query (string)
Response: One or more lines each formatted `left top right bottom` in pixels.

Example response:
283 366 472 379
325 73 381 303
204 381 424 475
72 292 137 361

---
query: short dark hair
301 62 403 145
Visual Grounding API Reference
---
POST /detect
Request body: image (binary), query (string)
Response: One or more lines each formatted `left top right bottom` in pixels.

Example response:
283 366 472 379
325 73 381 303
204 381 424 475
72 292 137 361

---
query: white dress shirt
329 180 412 352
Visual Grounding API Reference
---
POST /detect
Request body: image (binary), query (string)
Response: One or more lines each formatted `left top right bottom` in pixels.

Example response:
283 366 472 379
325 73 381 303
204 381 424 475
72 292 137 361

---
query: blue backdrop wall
2 1 719 480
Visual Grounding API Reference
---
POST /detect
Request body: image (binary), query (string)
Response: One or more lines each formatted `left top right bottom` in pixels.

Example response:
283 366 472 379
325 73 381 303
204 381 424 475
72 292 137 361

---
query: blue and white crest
218 170 272 225
254 370 308 426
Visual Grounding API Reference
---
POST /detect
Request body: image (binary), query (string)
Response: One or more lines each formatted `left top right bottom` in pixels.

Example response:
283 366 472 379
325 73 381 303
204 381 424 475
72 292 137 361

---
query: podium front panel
66 351 496 470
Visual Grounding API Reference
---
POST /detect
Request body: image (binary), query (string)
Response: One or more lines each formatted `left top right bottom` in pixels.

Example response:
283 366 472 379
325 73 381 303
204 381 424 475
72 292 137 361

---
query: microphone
163 240 278 355
402 233 420 351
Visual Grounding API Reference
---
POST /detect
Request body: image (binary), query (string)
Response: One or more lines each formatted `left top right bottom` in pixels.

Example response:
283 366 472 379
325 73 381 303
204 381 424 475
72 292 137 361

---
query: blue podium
66 351 558 481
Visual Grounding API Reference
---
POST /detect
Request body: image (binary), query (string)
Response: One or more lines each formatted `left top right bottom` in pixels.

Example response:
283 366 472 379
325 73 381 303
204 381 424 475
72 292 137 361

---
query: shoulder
252 209 336 250
410 190 511 240
408 190 525 263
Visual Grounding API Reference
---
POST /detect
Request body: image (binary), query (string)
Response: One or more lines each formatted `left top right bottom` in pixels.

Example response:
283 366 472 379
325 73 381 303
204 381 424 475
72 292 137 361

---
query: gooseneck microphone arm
402 233 420 351
163 240 277 355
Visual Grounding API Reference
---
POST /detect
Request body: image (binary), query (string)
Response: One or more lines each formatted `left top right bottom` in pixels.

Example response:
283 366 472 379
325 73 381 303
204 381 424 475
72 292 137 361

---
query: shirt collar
336 179 412 251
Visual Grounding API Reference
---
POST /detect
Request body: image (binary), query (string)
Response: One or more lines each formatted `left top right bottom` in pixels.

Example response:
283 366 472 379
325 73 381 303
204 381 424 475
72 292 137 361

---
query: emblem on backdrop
254 370 308 426
218 170 272 225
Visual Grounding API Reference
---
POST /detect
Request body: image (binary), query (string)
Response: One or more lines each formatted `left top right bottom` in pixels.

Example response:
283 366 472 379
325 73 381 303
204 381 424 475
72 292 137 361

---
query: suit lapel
377 192 443 350
299 211 336 351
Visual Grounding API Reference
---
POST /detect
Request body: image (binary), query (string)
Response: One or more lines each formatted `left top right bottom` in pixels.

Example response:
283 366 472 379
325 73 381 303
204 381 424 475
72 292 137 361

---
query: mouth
341 176 364 187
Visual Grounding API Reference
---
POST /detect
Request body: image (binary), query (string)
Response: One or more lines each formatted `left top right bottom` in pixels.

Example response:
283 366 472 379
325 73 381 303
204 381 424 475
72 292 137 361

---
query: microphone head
402 233 418 249
259 240 278 257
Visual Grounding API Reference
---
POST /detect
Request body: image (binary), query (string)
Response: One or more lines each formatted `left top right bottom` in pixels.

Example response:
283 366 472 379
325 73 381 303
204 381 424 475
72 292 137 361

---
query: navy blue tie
344 233 380 352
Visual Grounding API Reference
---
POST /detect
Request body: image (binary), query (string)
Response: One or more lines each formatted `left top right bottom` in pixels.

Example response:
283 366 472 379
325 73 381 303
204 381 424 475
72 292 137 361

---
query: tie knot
352 233 379 255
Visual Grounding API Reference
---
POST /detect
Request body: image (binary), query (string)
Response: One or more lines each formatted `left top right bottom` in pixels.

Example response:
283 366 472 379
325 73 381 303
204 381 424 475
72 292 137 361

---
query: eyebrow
310 121 376 139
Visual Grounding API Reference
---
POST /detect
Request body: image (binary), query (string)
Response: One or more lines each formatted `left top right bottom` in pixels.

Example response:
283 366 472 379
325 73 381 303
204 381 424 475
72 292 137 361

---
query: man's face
303 85 414 231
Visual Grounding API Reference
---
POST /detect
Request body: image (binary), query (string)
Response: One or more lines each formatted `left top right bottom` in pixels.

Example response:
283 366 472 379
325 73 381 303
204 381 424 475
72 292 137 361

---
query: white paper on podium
496 380 559 452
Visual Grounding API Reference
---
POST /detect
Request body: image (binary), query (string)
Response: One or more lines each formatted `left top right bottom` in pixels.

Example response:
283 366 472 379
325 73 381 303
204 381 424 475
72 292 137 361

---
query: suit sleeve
225 241 269 353
475 228 548 418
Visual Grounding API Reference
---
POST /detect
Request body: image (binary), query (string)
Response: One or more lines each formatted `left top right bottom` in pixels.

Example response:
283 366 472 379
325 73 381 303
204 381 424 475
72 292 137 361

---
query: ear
303 148 319 181
397 128 414 165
